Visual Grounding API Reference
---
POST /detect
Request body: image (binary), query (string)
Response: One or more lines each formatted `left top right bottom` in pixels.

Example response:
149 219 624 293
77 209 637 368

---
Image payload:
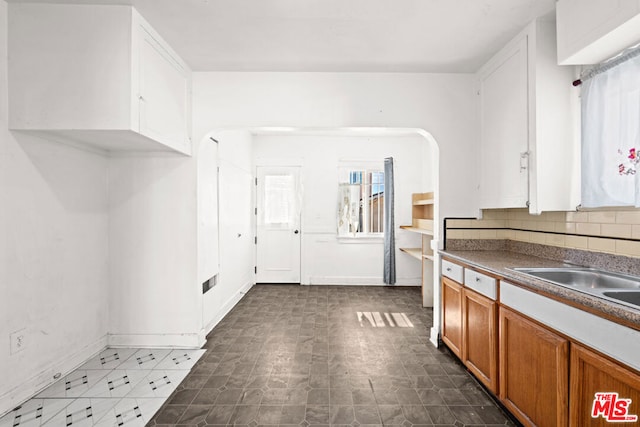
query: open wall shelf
400 247 422 260
399 225 434 235
399 191 436 308
411 192 434 229
400 192 435 257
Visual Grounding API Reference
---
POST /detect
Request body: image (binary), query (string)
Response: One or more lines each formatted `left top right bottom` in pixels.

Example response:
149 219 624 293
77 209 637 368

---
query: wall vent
202 274 218 294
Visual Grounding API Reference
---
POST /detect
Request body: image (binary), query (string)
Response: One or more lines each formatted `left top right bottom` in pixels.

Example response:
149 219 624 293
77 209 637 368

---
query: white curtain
581 50 640 207
337 184 360 236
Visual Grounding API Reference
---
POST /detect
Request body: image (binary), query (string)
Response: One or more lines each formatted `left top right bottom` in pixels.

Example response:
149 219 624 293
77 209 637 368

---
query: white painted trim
201 280 255 340
303 230 385 242
307 276 420 286
501 281 640 372
430 327 440 348
336 236 385 244
0 335 107 417
107 333 202 349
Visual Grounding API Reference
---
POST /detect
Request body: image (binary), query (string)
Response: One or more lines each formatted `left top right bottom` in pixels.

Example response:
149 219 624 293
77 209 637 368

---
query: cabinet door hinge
520 151 530 172
255 177 258 186
254 236 257 244
254 266 257 274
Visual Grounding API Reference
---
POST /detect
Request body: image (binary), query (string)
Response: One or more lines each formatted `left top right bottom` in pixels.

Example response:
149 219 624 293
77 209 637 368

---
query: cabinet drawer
464 269 497 300
442 260 464 283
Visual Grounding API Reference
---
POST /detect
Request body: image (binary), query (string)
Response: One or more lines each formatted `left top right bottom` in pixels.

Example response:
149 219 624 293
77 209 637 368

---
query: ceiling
9 0 557 72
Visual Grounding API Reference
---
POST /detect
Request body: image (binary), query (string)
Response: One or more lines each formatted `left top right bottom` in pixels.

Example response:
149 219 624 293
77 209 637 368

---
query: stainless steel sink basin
512 267 640 309
602 291 640 307
513 267 640 290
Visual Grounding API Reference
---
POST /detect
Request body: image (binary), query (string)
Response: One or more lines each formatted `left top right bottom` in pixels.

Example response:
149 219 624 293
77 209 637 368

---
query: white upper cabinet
8 3 192 155
557 0 640 65
477 36 530 209
135 23 191 151
476 17 579 214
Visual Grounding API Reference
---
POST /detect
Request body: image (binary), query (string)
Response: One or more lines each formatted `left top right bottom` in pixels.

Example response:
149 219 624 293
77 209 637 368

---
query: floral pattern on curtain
337 184 361 237
581 49 640 207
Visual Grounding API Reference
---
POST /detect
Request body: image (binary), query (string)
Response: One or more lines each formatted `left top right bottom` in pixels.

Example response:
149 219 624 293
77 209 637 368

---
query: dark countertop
440 249 640 328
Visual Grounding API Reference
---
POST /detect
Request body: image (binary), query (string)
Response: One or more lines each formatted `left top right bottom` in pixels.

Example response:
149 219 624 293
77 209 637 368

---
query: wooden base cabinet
442 274 498 394
570 344 640 426
463 288 498 393
499 307 569 427
442 263 640 426
441 277 463 358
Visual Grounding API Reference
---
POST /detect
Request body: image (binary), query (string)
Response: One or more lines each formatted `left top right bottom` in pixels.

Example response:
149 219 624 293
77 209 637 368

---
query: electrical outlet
10 329 26 355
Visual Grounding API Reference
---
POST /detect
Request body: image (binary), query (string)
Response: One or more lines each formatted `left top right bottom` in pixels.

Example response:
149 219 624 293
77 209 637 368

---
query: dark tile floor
148 285 517 427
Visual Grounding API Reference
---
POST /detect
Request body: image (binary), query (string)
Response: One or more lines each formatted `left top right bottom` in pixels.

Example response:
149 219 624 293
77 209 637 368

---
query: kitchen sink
512 267 640 290
602 291 640 307
512 267 640 309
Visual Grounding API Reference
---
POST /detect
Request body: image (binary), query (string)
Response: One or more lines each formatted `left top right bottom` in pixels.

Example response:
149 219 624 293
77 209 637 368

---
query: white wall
7 3 132 131
0 0 109 413
108 154 199 347
192 72 478 221
253 134 432 285
201 130 255 333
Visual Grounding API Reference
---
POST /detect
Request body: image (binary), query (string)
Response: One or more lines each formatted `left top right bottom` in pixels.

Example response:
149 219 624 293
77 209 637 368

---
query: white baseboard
200 280 254 342
0 334 107 417
307 276 420 286
107 333 202 349
430 327 440 348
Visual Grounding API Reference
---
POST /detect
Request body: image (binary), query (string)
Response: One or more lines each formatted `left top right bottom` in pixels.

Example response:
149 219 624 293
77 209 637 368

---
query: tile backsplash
445 208 640 258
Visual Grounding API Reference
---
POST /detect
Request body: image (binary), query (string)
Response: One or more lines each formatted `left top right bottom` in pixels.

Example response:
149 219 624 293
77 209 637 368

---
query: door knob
294 230 299 234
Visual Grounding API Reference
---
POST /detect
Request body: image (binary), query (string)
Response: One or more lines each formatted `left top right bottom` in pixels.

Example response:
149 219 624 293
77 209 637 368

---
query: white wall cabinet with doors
476 17 577 214
8 3 191 155
557 0 640 65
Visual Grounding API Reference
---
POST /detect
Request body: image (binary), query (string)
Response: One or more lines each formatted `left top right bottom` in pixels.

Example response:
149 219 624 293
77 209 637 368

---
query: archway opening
198 126 442 346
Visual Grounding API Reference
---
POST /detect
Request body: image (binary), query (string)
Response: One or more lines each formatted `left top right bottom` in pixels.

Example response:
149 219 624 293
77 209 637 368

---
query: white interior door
256 166 301 283
219 163 254 290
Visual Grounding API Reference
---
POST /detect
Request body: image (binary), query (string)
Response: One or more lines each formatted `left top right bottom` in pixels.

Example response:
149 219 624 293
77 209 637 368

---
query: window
337 168 384 237
264 175 295 224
